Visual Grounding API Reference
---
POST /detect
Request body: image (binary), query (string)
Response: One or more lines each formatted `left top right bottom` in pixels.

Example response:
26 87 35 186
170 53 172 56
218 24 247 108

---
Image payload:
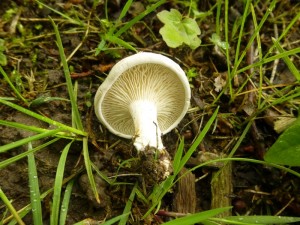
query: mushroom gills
129 100 164 151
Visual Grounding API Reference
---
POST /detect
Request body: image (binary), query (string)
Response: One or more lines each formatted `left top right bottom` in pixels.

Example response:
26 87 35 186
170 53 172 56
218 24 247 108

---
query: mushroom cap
94 52 191 139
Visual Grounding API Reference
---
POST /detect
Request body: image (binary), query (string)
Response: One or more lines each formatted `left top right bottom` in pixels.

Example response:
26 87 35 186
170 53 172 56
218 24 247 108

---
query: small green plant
209 33 229 50
157 9 201 49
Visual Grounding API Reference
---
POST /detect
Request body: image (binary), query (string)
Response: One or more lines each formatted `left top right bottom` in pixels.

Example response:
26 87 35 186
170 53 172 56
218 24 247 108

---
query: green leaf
264 117 300 166
157 9 182 24
163 207 232 225
157 9 201 49
225 215 300 224
159 24 184 48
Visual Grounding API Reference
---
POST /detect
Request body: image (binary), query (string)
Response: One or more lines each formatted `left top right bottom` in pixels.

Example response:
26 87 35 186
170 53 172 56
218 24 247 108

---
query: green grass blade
73 213 130 225
0 188 25 225
118 0 133 21
59 180 74 225
119 183 138 225
272 38 300 81
0 119 49 133
0 129 63 153
105 35 137 52
233 0 251 67
237 47 300 75
215 0 221 36
50 17 84 132
231 0 277 85
250 3 263 107
27 142 43 225
50 141 73 225
179 107 219 169
224 215 300 224
262 11 300 60
163 207 232 225
0 138 60 170
0 120 74 139
172 137 184 175
114 0 166 37
0 66 29 105
3 167 83 225
228 120 253 158
91 162 114 185
82 137 100 203
0 98 86 136
143 175 176 218
224 0 232 96
36 0 83 26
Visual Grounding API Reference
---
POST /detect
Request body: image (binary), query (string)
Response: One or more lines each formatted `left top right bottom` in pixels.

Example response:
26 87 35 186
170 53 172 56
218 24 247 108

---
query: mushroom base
129 100 164 151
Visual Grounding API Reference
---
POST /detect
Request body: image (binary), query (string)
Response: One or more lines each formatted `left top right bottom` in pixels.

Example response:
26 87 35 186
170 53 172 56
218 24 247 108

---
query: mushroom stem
129 100 164 151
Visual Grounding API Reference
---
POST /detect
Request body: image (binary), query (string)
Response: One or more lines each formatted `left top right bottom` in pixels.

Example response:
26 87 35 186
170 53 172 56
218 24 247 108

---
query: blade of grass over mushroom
272 38 300 81
0 128 63 153
0 138 60 170
0 188 25 225
50 141 72 225
27 142 43 225
50 17 84 132
82 137 100 203
0 66 29 106
119 182 138 225
0 98 86 136
59 180 74 225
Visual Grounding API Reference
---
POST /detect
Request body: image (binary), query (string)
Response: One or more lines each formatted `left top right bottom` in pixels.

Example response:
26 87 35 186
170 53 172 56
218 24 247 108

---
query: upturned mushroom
94 52 191 151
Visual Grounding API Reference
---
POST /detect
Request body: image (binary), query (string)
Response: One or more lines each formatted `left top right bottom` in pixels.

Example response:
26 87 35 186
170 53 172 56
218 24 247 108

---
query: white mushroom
94 52 191 151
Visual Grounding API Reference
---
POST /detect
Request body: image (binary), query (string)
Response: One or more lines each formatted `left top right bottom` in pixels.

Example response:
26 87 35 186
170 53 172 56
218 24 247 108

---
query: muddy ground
0 0 300 224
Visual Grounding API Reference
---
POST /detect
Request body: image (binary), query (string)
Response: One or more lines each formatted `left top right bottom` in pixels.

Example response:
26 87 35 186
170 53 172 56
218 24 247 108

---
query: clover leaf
157 9 201 49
